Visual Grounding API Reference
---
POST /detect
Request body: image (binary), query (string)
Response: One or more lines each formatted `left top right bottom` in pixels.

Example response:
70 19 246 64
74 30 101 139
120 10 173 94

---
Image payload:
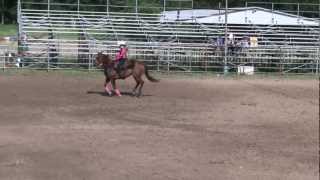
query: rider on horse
115 41 128 76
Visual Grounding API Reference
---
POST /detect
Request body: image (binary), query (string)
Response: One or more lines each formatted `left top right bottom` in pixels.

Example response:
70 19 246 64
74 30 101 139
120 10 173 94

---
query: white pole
107 0 109 13
317 48 319 75
318 6 320 75
47 0 50 71
47 0 50 21
224 0 228 74
191 0 194 22
272 3 274 24
245 1 248 23
77 0 80 13
17 0 21 36
297 3 300 23
135 0 138 15
318 1 320 74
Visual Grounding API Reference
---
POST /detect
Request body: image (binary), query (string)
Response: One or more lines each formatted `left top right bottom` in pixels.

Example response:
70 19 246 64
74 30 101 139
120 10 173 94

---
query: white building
160 9 224 22
160 7 319 26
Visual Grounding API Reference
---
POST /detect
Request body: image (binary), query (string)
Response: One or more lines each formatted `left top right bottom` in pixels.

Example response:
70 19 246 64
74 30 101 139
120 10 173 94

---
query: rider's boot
115 89 122 97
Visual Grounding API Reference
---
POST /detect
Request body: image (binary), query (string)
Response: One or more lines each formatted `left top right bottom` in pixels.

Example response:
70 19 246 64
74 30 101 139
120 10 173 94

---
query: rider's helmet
117 41 127 47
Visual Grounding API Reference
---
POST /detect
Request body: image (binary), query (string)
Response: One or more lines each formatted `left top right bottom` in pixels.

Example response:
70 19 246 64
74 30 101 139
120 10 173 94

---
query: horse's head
95 52 112 68
95 52 104 67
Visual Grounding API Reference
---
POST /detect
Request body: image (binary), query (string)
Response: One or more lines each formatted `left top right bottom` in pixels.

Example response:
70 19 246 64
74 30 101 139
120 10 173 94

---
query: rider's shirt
115 47 128 62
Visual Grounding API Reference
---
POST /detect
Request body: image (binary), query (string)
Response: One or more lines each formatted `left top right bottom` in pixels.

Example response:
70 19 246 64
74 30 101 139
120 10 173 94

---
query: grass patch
0 69 104 79
0 24 17 37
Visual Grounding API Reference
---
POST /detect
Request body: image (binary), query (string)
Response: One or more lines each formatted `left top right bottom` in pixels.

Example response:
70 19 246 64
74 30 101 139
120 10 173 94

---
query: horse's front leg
104 77 108 88
104 78 112 96
111 79 122 97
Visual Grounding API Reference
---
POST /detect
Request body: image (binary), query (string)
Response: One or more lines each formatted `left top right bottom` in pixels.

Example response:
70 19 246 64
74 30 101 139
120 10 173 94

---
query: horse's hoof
105 91 112 97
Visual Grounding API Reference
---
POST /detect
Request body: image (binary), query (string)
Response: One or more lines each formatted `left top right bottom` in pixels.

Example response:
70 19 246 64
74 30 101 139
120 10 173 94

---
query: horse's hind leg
137 79 144 97
132 77 140 96
104 77 109 88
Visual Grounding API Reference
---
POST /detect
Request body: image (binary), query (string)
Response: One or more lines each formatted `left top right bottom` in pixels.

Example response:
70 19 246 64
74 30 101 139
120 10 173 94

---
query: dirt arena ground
0 72 318 180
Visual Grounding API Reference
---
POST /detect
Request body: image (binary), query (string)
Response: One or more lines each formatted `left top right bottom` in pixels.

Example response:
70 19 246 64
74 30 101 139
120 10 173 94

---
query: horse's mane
100 53 112 63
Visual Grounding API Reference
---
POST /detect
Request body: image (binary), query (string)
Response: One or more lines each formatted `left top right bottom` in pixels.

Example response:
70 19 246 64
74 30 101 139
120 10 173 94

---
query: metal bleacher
16 1 320 74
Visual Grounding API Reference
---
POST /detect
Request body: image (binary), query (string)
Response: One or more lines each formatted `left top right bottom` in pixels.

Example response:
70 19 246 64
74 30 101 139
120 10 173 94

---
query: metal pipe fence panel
10 1 320 74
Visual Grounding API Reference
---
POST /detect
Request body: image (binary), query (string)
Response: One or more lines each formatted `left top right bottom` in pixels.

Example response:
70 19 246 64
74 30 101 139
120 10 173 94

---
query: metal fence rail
6 1 319 74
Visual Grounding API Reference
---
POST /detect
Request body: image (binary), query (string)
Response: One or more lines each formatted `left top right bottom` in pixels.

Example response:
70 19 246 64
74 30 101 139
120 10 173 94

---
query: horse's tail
144 65 159 83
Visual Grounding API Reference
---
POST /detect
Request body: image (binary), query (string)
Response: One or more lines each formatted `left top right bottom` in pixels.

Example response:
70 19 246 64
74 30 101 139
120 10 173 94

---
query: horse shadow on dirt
86 91 153 97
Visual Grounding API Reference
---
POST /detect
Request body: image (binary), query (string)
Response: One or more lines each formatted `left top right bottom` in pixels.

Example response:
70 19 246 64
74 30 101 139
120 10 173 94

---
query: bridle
96 53 114 70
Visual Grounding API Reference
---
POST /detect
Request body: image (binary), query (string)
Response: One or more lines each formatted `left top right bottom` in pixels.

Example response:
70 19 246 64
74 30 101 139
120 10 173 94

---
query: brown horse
95 52 159 97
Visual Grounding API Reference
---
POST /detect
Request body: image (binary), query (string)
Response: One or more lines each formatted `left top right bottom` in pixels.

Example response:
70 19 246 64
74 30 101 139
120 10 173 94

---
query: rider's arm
115 49 123 61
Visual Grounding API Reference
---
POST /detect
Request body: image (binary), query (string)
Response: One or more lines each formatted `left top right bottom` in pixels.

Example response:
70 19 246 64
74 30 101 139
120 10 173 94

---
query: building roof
160 9 225 22
161 7 319 26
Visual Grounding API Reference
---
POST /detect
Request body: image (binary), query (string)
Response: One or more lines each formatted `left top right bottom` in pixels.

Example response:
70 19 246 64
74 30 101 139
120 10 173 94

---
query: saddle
114 59 127 78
